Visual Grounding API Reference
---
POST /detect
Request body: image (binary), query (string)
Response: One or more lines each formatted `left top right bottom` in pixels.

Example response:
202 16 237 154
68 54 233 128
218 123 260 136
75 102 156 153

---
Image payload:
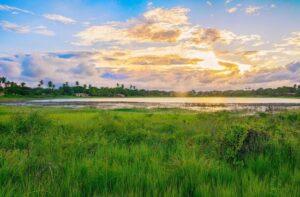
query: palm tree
75 81 79 86
38 80 44 87
48 81 53 89
0 77 6 84
21 82 26 87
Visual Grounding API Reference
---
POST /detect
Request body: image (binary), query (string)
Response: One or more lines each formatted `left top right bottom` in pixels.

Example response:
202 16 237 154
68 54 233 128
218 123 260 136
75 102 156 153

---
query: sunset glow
0 0 299 90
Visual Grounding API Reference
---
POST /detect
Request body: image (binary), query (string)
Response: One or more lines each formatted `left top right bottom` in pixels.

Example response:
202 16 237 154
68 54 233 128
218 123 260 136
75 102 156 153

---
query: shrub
220 126 269 165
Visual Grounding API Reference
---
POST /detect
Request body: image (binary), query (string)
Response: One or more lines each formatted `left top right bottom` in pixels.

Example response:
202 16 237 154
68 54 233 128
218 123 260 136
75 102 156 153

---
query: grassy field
0 106 299 196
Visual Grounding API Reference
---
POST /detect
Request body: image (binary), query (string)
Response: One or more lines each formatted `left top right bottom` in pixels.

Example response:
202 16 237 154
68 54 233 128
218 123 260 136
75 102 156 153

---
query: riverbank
0 106 299 196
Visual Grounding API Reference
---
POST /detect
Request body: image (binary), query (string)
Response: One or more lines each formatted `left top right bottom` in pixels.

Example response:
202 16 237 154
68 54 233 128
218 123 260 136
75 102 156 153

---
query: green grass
0 106 299 196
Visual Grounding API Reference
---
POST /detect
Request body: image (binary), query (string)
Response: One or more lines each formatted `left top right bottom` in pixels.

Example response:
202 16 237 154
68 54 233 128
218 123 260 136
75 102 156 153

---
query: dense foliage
1 76 300 97
0 106 299 196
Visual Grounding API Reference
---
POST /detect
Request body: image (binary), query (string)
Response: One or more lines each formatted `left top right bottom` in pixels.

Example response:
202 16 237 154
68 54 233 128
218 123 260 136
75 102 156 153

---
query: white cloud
43 14 76 24
245 6 262 15
206 1 212 6
225 0 234 4
33 26 55 36
0 21 30 33
0 4 34 15
0 21 54 36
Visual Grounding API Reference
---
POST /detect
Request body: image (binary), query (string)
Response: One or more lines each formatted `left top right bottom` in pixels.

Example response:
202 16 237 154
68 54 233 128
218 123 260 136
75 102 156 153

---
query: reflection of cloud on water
2 100 300 113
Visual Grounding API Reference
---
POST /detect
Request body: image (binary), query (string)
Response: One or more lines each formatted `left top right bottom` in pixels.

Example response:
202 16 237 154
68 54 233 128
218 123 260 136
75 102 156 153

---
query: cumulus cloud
281 32 300 47
126 55 203 66
1 48 297 91
286 61 300 73
0 4 34 15
43 14 76 24
74 7 189 46
1 6 299 90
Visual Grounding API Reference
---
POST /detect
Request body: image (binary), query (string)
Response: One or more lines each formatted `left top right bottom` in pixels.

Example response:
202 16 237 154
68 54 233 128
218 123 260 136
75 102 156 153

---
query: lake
2 97 300 112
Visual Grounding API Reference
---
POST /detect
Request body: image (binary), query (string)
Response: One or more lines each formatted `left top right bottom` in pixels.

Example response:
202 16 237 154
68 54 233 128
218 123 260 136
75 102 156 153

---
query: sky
0 0 300 91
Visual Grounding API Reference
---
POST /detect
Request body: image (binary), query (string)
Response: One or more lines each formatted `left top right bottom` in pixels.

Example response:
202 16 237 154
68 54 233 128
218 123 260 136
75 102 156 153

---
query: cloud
282 32 300 47
0 4 34 15
286 61 300 73
143 7 189 25
245 6 262 15
0 21 30 33
70 63 96 76
126 55 203 65
1 6 299 90
206 1 212 6
227 7 238 13
0 21 54 36
127 23 181 43
101 72 128 80
225 0 234 4
32 26 55 36
75 7 189 46
1 50 299 90
43 14 76 24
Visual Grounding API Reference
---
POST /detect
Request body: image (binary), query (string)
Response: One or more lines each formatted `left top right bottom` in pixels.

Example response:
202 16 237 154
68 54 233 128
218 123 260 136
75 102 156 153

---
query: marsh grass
0 106 299 196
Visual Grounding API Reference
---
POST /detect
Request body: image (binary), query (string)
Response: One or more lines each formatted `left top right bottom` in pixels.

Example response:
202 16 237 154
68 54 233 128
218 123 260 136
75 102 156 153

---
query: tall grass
0 106 299 196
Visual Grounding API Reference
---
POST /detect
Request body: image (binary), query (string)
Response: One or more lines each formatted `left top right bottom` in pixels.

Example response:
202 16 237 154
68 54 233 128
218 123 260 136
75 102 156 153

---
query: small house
75 93 89 97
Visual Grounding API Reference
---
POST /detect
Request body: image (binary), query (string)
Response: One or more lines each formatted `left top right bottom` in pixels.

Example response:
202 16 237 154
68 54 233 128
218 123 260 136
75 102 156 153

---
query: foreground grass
0 106 299 196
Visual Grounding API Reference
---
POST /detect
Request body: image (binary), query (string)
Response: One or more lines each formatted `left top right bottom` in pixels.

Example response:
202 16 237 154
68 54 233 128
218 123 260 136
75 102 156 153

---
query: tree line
0 76 300 97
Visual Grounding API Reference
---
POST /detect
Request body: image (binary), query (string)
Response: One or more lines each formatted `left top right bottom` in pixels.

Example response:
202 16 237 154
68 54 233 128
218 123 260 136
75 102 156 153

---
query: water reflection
3 97 300 112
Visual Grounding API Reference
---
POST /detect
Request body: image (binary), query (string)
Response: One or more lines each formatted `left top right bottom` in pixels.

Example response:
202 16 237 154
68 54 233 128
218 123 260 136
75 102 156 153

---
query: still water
30 97 300 104
5 97 299 112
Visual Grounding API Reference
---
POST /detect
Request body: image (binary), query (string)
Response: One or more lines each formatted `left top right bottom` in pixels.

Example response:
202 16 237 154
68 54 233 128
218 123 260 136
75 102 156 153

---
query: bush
220 126 269 165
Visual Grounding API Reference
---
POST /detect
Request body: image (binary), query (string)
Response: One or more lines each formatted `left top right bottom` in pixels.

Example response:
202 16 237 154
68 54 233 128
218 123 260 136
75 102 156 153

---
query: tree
0 77 6 84
75 81 79 86
48 81 54 89
21 82 26 87
38 80 44 87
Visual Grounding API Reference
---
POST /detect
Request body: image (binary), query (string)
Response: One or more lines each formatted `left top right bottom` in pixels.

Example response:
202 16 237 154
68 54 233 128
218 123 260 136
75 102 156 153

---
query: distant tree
38 80 44 87
0 77 6 84
75 81 79 86
48 81 54 89
21 82 26 87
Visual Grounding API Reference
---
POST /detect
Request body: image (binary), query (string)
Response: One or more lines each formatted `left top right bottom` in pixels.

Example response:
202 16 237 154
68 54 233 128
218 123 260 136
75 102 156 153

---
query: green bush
220 125 269 164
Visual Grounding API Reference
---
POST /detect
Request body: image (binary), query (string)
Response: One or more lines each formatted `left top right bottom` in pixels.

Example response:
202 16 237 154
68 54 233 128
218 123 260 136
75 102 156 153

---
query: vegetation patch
0 106 299 196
